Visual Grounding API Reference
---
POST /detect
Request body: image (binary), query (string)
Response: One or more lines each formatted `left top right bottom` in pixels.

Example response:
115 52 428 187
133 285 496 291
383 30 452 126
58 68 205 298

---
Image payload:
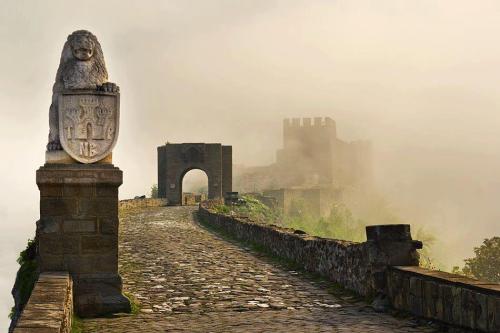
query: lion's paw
100 82 119 93
47 140 62 151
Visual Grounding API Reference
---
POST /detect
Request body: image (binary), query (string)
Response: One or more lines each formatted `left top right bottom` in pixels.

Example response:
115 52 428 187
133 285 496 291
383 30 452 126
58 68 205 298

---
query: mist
1 0 500 329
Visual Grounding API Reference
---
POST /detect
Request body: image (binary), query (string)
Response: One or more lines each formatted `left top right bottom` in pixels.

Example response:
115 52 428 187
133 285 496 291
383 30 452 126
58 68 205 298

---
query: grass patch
212 195 281 224
119 261 140 275
71 315 83 333
124 292 141 315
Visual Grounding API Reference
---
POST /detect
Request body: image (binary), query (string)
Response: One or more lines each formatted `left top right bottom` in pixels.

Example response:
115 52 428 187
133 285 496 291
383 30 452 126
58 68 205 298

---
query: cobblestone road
82 206 452 332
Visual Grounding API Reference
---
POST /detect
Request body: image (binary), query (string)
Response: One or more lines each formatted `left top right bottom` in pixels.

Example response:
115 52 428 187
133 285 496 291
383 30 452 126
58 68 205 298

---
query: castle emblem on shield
58 91 120 163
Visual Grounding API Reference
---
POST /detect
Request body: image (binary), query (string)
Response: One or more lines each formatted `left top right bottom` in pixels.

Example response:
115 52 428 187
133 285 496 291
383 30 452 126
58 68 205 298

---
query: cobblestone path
82 206 449 332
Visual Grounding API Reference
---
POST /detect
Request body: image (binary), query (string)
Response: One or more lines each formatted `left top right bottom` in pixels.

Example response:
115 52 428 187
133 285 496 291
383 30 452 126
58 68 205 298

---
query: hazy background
1 0 500 329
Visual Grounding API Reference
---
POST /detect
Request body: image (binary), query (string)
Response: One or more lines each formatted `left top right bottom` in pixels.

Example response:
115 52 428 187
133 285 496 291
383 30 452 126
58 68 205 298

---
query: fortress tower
276 117 371 187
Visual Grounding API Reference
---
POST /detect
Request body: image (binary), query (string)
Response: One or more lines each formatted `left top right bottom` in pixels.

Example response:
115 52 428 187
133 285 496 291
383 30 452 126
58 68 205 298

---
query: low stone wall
198 202 420 298
119 198 168 210
199 202 500 332
12 272 73 333
388 266 500 332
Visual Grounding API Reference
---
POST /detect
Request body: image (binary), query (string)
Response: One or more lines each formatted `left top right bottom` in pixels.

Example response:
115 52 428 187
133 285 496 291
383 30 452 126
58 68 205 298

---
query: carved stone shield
59 91 120 163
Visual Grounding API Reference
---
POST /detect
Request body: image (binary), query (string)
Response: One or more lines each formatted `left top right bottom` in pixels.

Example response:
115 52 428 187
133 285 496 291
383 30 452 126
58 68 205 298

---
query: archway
157 143 232 205
181 169 208 205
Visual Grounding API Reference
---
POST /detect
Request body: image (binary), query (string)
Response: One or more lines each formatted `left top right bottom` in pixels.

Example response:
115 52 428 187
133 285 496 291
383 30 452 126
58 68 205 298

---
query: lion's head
54 30 108 91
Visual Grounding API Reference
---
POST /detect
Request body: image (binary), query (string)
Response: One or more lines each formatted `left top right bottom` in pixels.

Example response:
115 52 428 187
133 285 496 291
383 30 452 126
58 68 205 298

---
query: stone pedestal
36 163 130 317
365 224 422 311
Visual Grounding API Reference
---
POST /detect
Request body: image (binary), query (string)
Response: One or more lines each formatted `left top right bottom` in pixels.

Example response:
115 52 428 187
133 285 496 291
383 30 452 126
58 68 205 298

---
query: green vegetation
413 227 437 270
71 315 84 333
452 237 500 283
213 193 441 269
284 200 366 242
8 307 15 320
283 196 440 269
213 195 281 224
150 184 158 198
9 238 38 320
124 292 141 315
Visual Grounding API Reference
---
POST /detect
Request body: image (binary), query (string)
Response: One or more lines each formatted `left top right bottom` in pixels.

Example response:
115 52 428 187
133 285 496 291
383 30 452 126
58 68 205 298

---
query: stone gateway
157 143 232 205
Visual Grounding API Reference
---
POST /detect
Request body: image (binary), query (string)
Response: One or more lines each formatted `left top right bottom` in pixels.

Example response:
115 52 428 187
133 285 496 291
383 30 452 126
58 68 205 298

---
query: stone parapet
12 272 72 333
119 198 168 210
198 201 420 298
199 201 500 332
388 266 500 332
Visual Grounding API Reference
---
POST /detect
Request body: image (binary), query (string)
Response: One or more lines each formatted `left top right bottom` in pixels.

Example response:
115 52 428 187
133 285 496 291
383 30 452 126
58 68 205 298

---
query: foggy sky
1 1 500 329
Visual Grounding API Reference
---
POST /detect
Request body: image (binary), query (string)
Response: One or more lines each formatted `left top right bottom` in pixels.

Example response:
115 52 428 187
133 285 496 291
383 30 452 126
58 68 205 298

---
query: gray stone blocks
36 164 130 317
387 266 500 332
157 143 232 205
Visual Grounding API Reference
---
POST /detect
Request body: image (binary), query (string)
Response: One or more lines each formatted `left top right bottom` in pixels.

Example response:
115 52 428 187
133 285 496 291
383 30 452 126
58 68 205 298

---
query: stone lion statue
47 30 119 151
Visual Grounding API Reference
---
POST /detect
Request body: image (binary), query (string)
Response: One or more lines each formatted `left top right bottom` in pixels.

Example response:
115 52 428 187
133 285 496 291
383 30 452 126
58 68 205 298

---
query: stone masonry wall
198 202 419 298
36 164 129 316
12 272 72 333
387 266 500 332
119 198 168 210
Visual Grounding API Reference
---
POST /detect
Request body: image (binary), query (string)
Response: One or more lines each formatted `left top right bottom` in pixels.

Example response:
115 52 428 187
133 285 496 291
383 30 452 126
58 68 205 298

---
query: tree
460 237 500 283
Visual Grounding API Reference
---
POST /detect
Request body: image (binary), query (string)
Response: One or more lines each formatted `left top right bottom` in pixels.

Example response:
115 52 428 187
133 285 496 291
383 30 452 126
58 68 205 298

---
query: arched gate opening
181 169 208 205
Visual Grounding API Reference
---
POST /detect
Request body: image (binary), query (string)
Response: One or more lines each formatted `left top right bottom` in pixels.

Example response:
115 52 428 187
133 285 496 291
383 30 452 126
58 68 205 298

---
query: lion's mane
53 30 108 92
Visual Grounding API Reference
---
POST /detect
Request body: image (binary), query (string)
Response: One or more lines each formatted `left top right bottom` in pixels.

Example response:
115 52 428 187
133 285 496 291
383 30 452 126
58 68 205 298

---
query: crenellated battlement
283 117 336 128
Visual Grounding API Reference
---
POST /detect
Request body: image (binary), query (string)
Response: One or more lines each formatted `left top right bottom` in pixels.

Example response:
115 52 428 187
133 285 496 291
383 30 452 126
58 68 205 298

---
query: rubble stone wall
12 272 72 333
119 198 168 210
198 202 418 297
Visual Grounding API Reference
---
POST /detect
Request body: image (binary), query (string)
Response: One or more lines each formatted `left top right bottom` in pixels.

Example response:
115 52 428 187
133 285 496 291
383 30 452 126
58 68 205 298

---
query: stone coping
119 198 169 209
392 266 500 296
13 271 73 333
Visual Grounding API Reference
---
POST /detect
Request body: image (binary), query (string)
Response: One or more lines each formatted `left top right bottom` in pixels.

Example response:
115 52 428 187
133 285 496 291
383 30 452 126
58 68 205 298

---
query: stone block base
36 163 130 317
75 274 130 317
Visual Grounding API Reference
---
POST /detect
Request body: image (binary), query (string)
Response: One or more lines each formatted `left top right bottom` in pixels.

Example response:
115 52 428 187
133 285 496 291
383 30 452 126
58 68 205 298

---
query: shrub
459 237 500 283
10 238 38 320
150 184 158 198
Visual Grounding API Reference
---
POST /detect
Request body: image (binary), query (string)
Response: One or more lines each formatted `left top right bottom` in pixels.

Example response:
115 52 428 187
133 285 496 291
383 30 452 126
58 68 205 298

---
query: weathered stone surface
63 219 96 233
118 198 168 210
366 224 412 241
157 143 232 205
423 280 439 318
12 272 72 333
82 205 445 332
58 91 119 163
45 150 113 164
47 30 119 154
198 202 420 298
487 296 500 332
36 164 129 317
388 266 500 332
